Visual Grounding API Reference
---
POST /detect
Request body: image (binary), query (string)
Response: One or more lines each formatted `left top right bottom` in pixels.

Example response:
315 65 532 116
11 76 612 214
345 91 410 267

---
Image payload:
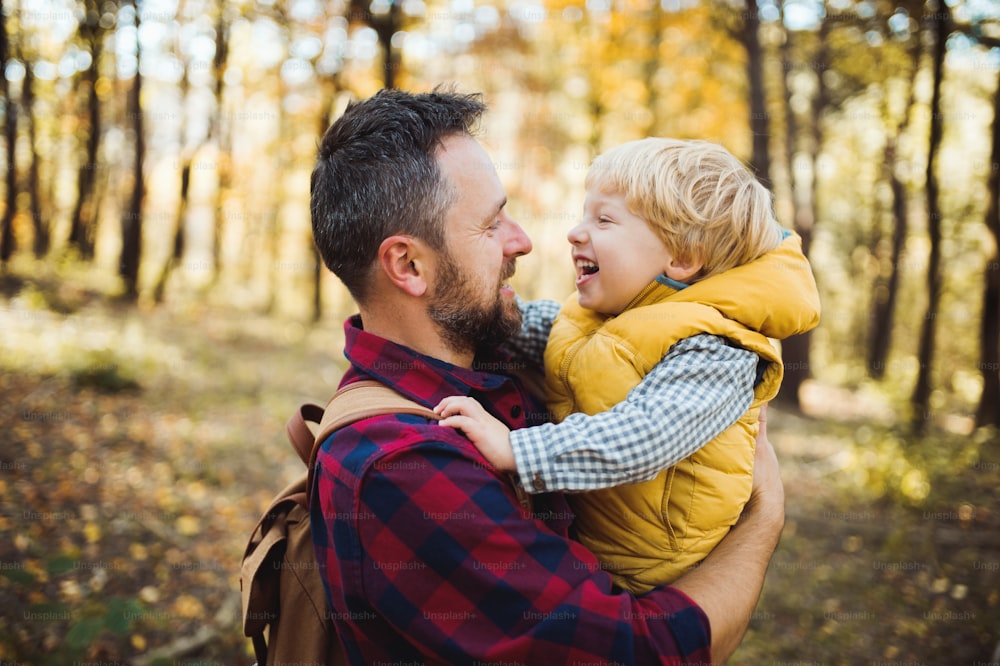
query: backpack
240 380 438 666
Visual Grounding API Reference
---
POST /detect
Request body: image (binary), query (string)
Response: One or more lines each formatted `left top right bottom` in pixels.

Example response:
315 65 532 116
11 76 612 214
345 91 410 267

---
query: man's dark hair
310 88 487 303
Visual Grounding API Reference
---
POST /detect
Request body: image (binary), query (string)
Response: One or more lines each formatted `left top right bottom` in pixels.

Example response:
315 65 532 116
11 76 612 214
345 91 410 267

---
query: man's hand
745 404 785 527
435 396 516 471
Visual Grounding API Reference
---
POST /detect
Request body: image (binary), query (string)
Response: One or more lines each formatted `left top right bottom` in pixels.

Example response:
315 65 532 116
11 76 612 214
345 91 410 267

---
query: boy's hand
434 396 516 472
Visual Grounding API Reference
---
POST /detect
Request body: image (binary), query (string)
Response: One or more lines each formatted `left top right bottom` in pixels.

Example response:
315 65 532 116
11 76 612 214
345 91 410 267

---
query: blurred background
0 0 998 664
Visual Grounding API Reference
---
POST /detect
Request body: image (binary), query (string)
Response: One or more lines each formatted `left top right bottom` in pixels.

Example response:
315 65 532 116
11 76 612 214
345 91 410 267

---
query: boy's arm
497 297 561 372
512 333 757 493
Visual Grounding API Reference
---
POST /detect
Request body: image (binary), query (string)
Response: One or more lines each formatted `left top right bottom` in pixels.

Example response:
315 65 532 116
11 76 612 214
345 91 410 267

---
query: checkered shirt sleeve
510 333 758 492
501 296 561 371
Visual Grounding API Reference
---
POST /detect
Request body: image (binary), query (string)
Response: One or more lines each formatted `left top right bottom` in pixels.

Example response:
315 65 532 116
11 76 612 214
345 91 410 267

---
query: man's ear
665 254 704 283
378 235 429 297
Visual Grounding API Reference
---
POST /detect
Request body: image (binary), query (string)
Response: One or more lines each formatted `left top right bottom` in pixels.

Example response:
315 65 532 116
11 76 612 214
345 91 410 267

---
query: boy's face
568 187 674 316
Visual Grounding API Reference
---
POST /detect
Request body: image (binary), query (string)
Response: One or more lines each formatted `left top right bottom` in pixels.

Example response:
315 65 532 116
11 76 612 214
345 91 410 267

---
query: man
309 87 785 664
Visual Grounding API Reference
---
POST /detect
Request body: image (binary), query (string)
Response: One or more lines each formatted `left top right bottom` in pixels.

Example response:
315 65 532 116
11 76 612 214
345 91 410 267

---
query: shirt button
532 473 546 492
510 405 522 419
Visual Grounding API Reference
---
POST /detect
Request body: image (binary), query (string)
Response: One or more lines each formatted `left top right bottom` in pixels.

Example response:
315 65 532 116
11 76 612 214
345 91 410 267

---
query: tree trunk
312 243 323 322
311 87 338 322
1 0 16 265
24 58 47 257
211 0 231 281
911 5 949 429
776 11 802 407
774 8 825 409
378 2 401 89
643 2 664 137
867 139 907 379
67 3 103 259
263 91 293 315
975 66 1000 428
153 14 193 304
349 0 401 89
779 12 798 211
119 4 144 300
743 0 771 189
868 36 921 380
153 161 190 303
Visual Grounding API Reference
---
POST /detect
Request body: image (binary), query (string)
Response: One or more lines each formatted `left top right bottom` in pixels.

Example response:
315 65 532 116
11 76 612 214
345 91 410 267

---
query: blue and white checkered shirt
503 298 758 493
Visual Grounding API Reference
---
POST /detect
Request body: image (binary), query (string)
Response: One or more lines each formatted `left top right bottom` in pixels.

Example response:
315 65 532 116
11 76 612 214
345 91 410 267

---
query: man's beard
428 250 522 360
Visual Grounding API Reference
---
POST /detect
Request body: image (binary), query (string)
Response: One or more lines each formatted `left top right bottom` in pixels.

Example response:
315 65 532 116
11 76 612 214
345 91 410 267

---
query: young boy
436 137 821 593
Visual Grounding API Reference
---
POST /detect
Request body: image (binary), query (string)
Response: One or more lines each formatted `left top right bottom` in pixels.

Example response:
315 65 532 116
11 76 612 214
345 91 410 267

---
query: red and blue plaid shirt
310 315 712 665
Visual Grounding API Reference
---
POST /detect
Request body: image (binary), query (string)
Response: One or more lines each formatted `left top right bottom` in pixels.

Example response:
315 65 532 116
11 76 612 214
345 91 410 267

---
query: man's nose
503 216 533 257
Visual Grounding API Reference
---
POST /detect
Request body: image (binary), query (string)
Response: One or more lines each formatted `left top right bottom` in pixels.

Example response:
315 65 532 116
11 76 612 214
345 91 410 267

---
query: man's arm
511 334 758 492
671 405 785 662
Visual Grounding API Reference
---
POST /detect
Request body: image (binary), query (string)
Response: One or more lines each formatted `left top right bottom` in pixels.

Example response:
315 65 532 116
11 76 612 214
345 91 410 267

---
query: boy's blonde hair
586 137 783 281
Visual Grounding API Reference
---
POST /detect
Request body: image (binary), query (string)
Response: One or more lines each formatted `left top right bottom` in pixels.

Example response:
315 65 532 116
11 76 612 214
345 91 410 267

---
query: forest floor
1 267 999 666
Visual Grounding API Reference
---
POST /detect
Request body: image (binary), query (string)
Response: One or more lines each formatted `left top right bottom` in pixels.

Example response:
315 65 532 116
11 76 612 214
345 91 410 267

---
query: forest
1 0 999 663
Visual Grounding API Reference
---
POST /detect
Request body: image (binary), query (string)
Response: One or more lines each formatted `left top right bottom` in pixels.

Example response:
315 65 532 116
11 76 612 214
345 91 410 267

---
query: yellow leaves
94 77 114 100
83 465 101 485
83 522 102 544
174 515 200 537
164 548 186 568
124 466 144 488
216 466 237 486
25 439 43 460
23 558 47 583
899 468 929 502
172 594 205 619
60 578 83 602
98 412 119 436
185 480 208 503
138 586 160 604
841 534 862 553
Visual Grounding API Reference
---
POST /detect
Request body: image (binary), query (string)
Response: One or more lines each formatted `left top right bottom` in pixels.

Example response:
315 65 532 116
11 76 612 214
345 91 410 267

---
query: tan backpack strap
315 380 439 444
286 403 325 465
306 380 439 507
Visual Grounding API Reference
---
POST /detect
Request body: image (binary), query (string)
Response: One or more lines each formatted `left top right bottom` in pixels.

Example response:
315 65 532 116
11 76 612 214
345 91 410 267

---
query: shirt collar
341 315 516 408
656 274 689 291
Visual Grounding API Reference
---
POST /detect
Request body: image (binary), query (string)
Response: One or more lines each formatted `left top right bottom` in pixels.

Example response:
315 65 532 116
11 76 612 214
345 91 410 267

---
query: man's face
428 135 532 358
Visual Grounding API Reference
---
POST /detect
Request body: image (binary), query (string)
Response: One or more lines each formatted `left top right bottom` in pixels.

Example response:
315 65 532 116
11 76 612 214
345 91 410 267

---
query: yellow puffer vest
545 232 820 593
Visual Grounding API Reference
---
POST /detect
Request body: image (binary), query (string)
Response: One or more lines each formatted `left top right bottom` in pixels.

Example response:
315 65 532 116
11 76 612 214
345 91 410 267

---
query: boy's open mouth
575 258 599 285
576 259 599 276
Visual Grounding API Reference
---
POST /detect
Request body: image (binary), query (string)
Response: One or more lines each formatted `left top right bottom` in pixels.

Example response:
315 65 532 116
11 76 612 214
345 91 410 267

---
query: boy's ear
665 255 703 283
378 235 429 297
